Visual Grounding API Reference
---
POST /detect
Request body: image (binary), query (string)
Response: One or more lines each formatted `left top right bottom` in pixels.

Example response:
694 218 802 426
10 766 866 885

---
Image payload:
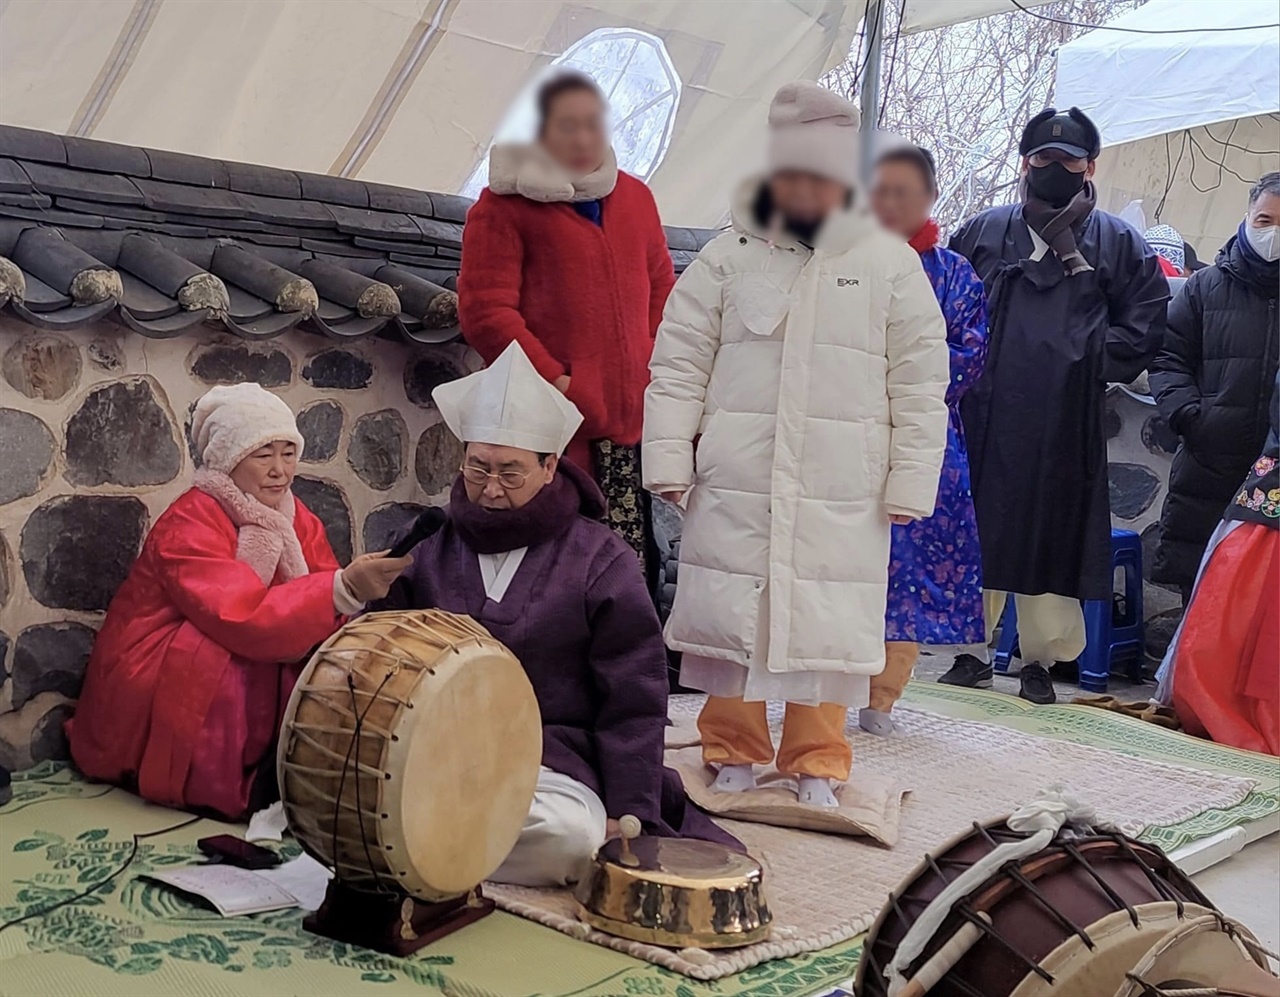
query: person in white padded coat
642 82 950 807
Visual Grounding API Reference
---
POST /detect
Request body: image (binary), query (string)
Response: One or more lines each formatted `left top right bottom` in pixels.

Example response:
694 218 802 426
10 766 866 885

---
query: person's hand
659 490 686 505
553 375 572 395
605 818 621 840
889 514 914 526
342 551 413 603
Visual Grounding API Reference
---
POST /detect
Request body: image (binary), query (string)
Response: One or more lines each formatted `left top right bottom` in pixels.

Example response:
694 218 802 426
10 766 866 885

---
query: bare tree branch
824 0 1147 233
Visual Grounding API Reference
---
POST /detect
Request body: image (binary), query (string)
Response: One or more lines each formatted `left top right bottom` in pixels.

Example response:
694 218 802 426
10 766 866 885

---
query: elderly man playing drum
377 342 732 887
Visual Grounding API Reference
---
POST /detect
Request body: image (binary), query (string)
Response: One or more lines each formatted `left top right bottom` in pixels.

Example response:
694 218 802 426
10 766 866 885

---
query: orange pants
697 695 852 781
868 641 919 713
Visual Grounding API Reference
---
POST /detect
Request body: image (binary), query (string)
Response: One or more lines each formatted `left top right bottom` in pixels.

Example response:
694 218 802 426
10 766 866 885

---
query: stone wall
0 315 476 770
0 312 1185 769
1105 383 1181 660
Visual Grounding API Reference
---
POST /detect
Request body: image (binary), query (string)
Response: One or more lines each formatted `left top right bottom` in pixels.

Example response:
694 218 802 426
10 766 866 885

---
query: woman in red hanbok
1155 373 1279 756
67 384 409 819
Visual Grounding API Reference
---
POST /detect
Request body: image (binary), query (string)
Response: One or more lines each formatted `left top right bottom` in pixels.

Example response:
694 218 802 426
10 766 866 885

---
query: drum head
382 640 542 897
1113 913 1278 997
1007 903 1218 997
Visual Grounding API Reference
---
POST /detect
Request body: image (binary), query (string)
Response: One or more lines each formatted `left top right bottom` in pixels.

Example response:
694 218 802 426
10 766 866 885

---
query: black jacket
952 204 1168 600
1150 234 1279 586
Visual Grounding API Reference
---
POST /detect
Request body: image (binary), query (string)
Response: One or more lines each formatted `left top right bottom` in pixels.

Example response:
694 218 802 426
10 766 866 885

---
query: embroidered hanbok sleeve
585 544 669 823
942 255 989 406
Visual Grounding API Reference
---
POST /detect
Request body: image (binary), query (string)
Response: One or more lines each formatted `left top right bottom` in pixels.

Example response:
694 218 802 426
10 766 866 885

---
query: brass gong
575 816 772 949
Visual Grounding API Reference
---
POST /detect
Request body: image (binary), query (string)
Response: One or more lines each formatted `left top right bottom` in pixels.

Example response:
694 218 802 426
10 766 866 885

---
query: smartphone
197 834 281 870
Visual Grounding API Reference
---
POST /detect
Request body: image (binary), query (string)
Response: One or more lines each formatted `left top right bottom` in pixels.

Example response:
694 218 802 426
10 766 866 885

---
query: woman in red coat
67 384 410 820
458 70 676 576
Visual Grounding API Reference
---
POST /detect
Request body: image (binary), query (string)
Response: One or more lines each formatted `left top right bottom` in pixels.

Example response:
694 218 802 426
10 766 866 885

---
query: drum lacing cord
328 669 397 895
1105 832 1187 917
885 787 1100 997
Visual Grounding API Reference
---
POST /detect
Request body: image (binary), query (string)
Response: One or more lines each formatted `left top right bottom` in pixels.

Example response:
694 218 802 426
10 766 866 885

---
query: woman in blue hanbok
863 144 989 734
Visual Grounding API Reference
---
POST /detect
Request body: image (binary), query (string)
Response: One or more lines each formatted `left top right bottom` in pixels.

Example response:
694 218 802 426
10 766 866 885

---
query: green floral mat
1 685 1275 997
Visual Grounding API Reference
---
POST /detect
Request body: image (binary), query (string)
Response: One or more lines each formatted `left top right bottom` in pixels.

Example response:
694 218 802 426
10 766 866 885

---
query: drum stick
898 913 992 997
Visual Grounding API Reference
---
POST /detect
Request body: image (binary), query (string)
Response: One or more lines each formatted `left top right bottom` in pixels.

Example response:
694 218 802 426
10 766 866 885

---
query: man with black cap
944 107 1169 704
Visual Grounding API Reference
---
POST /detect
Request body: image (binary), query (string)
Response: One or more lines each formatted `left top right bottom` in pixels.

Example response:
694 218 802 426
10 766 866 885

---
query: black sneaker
1049 659 1079 683
938 653 993 689
1019 663 1057 705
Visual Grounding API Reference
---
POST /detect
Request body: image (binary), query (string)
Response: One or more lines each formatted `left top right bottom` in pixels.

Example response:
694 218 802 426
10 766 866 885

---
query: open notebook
143 854 331 917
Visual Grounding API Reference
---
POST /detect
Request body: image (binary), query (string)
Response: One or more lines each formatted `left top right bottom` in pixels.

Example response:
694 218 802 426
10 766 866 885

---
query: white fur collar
487 143 618 203
194 469 309 585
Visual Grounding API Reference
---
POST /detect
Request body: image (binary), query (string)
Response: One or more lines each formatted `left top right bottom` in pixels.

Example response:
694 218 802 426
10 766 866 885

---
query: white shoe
858 707 895 737
711 763 756 793
797 776 840 808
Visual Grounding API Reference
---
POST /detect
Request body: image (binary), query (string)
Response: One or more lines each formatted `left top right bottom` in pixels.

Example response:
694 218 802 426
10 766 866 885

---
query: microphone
386 507 448 559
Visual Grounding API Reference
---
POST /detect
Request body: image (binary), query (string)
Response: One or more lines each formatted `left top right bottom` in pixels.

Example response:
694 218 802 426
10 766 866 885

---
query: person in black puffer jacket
1150 172 1280 594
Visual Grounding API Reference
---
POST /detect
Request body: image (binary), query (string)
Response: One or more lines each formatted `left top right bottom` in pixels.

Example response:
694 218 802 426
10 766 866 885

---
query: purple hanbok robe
378 460 733 846
885 242 989 644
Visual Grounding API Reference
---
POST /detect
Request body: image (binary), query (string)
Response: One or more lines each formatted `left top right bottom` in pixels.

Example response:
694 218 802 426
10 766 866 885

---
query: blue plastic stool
992 529 1145 693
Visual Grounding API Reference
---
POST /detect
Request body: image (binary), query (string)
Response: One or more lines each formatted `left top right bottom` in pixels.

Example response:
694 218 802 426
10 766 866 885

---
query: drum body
1115 912 1278 997
855 820 1215 997
279 610 542 902
576 836 772 949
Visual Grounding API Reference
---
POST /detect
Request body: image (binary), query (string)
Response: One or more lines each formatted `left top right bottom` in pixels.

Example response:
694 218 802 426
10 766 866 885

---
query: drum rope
1107 832 1187 915
328 668 396 895
885 787 1100 997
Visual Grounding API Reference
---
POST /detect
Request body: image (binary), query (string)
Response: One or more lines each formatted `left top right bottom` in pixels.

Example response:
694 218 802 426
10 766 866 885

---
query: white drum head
381 640 542 897
1114 912 1278 997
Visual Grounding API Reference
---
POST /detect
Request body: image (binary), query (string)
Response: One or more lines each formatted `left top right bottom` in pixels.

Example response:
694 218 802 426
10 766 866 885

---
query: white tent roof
1056 0 1280 148
0 0 867 229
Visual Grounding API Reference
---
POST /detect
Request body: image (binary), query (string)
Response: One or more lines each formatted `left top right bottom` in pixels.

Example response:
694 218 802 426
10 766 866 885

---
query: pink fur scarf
193 469 310 585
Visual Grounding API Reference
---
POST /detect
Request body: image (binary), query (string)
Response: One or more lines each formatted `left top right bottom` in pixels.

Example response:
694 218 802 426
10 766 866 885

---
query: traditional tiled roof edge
0 125 716 343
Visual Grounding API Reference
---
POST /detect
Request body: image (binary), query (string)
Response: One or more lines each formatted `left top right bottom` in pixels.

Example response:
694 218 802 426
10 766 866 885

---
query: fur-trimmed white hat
191 383 304 474
767 81 860 188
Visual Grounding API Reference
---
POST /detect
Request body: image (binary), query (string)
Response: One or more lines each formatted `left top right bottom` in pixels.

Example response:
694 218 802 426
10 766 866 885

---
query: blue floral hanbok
885 239 989 644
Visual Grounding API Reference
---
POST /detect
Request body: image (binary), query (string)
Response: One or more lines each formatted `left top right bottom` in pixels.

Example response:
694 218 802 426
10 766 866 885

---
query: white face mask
1245 220 1280 262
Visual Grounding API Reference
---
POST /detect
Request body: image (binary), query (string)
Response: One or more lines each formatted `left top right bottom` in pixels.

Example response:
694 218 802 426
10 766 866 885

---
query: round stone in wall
1104 397 1122 441
348 409 406 490
1108 461 1161 521
0 408 55 505
298 401 343 463
11 621 97 711
415 422 464 496
87 334 124 372
1141 414 1179 456
21 495 147 611
30 703 76 763
191 343 292 387
65 378 182 487
1140 521 1180 592
364 502 427 554
292 476 353 565
0 630 9 686
2 333 81 400
302 349 372 390
1144 606 1183 665
404 357 464 408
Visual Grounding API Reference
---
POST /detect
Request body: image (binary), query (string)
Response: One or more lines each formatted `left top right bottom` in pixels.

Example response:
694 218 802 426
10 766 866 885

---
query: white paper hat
432 342 584 455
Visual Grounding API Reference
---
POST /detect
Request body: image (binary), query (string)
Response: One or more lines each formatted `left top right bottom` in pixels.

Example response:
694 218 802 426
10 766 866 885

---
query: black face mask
1026 162 1086 206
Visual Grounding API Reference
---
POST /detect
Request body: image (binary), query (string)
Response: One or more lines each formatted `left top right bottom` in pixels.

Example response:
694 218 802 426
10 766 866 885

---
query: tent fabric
0 0 863 228
1056 0 1280 262
1056 0 1280 148
900 0 1057 35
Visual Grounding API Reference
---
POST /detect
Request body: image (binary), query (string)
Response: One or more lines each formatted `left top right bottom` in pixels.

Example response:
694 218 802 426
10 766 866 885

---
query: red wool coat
67 488 344 820
457 173 676 472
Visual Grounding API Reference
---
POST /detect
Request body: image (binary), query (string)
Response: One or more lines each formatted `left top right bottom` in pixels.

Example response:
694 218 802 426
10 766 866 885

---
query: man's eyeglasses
460 464 532 490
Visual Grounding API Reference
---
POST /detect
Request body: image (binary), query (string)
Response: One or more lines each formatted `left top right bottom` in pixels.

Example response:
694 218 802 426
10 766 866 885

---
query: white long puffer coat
643 182 950 677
